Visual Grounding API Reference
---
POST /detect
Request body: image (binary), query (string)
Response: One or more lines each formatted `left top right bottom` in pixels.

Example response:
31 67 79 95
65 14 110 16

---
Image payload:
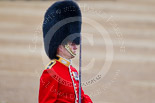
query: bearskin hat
43 0 82 60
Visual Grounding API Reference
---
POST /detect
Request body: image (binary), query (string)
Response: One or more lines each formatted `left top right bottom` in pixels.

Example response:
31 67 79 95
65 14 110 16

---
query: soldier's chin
70 53 76 59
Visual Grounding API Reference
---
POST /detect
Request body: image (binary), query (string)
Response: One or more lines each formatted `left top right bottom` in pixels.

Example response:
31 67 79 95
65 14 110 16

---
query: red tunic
39 56 92 103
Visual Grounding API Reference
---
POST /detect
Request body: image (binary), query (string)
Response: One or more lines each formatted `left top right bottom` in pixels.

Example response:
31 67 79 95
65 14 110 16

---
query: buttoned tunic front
39 56 92 103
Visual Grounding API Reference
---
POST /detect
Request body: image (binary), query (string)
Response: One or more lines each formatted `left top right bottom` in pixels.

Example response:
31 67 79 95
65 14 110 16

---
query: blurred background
0 0 155 103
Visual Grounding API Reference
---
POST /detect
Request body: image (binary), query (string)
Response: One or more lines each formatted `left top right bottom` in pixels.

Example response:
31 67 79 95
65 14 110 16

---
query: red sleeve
39 69 58 103
81 88 93 103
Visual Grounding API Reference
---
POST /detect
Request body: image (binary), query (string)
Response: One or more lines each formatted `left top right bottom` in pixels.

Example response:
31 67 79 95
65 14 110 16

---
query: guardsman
39 0 92 103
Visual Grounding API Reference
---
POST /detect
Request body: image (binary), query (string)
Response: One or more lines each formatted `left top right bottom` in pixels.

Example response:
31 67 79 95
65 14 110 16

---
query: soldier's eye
71 43 76 46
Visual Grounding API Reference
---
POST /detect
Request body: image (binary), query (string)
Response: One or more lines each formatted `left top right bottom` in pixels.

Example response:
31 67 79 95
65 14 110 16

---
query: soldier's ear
57 45 64 53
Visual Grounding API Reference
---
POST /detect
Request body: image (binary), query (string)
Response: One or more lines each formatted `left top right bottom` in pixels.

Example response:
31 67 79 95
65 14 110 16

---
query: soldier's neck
56 52 71 60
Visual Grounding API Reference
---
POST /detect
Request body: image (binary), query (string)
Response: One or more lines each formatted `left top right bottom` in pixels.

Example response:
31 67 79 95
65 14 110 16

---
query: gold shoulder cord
45 60 56 69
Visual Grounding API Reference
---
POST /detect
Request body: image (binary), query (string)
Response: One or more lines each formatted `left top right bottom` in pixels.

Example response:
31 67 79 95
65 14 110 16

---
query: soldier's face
67 42 78 58
69 42 78 54
58 42 78 59
66 42 78 59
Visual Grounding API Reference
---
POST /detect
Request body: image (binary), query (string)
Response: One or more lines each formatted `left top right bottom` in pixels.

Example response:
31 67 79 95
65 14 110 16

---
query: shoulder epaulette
45 60 56 69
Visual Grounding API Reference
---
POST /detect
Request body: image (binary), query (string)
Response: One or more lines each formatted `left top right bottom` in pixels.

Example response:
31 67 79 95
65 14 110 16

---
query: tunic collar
56 55 71 67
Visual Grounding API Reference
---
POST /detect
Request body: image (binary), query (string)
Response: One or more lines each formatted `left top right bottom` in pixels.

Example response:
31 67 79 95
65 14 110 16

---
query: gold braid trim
45 60 56 69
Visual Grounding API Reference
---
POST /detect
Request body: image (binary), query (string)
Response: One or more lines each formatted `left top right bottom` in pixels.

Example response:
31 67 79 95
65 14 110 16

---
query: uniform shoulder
45 59 56 70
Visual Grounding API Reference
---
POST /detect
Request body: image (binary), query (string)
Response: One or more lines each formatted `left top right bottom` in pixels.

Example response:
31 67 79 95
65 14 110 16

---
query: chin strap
64 44 76 57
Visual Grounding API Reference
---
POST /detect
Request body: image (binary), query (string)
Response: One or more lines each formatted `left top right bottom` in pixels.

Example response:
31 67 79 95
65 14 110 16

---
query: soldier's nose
73 45 77 50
